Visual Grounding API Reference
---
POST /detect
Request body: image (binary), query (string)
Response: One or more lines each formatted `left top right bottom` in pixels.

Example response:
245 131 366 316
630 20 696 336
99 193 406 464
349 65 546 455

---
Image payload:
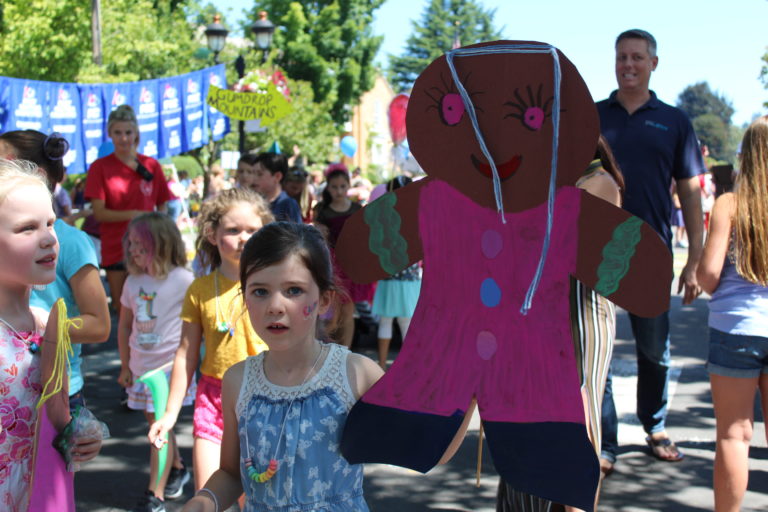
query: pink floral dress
0 324 43 512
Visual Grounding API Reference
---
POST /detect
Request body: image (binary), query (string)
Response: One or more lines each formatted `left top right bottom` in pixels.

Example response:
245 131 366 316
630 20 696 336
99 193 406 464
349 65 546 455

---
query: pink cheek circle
441 93 465 125
524 107 545 131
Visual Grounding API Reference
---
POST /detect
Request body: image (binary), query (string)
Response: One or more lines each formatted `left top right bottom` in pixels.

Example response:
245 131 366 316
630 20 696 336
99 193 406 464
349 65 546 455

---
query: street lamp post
204 14 228 64
251 11 275 65
235 55 246 153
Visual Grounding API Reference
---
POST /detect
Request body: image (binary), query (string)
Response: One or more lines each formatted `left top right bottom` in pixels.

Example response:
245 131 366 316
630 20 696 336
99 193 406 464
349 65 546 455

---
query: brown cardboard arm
336 177 428 284
576 191 672 318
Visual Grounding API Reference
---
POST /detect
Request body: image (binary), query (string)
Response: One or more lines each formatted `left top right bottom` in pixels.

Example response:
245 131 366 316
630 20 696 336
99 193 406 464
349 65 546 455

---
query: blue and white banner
159 76 184 158
50 83 84 172
0 65 229 173
80 84 106 166
206 66 229 140
181 70 208 152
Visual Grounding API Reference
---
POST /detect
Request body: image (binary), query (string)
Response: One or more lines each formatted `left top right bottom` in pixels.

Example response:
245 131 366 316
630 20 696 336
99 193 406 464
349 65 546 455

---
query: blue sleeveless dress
236 342 368 512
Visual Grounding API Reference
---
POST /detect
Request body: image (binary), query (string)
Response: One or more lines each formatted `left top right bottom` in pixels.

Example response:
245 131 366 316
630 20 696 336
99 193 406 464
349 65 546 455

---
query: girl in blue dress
183 222 384 512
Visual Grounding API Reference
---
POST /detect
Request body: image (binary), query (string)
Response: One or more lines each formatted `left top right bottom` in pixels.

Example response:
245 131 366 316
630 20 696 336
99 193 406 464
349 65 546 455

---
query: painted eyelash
424 73 485 114
503 84 559 130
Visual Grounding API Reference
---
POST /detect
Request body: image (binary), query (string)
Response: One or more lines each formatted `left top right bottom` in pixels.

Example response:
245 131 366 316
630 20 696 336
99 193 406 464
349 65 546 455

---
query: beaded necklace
243 342 325 485
0 316 41 354
214 270 243 337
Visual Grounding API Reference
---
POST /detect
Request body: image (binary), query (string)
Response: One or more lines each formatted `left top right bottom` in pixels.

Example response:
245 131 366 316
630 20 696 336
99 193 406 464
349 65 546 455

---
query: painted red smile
471 154 523 181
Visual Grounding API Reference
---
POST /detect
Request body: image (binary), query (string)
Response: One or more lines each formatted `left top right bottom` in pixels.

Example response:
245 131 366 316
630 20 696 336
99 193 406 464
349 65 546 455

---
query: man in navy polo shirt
598 29 704 470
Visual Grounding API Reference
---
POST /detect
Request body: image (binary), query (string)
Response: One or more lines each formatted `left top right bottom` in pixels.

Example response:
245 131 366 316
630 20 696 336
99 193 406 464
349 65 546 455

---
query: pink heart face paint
303 301 318 319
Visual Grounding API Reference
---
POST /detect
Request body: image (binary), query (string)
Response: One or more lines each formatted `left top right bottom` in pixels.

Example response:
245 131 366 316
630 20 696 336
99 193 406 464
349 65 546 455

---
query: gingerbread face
407 41 599 212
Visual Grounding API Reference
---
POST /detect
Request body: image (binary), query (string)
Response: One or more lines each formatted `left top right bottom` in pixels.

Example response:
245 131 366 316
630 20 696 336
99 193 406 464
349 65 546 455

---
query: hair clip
43 132 69 161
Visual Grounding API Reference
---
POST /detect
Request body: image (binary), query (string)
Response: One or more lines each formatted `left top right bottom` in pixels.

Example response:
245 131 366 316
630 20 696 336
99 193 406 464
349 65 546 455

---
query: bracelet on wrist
195 488 219 512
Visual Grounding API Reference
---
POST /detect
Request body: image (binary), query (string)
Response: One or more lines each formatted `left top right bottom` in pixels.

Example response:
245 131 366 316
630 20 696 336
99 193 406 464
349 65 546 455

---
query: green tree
693 114 728 161
762 46 768 108
245 1 384 126
676 81 734 126
0 0 208 83
388 0 501 92
0 0 91 82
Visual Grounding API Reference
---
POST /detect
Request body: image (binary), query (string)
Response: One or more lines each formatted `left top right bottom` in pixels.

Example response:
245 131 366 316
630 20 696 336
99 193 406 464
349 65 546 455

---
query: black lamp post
235 54 247 153
204 14 228 64
235 11 275 153
251 11 275 65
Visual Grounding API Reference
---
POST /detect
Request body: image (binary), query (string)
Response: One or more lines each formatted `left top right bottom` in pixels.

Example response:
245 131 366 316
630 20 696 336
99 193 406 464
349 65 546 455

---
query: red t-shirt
85 153 171 266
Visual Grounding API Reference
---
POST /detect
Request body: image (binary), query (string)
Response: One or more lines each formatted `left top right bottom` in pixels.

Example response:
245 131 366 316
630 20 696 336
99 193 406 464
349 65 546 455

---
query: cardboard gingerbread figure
337 41 672 510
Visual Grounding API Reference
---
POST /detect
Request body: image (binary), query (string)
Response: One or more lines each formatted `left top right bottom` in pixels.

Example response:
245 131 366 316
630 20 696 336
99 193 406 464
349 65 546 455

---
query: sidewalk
74 247 768 511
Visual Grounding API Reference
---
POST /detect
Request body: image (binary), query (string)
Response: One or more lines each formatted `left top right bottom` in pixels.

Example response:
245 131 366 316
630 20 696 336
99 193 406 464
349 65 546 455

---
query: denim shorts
707 327 768 378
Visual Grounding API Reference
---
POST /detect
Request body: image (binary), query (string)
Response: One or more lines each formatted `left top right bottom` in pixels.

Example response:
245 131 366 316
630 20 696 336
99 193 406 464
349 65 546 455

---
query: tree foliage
677 81 738 161
0 0 207 83
245 0 384 126
693 114 729 161
762 46 768 108
677 81 734 126
388 0 502 92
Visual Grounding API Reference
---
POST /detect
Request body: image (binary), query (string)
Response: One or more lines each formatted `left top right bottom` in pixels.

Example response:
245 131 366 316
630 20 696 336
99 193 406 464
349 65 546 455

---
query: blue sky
210 0 768 125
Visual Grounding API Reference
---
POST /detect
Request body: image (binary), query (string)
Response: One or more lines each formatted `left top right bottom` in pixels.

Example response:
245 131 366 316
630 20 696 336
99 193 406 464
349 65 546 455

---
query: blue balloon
97 141 114 158
340 135 357 158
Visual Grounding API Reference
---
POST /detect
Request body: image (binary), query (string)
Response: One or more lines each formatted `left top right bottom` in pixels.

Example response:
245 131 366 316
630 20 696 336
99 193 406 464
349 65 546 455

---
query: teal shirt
30 219 99 396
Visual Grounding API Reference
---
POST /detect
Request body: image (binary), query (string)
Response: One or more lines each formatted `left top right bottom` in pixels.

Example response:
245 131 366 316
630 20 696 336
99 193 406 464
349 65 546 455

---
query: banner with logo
80 84 106 166
7 79 52 133
0 64 229 173
181 70 208 152
158 76 184 158
206 65 229 141
49 83 84 173
132 79 161 158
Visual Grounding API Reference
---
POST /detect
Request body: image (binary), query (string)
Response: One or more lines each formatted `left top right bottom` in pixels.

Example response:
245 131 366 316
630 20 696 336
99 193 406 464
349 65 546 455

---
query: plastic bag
52 405 111 472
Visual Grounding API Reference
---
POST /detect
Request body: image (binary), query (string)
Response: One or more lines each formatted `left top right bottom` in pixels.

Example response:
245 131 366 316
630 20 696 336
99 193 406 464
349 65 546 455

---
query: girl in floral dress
0 158 100 511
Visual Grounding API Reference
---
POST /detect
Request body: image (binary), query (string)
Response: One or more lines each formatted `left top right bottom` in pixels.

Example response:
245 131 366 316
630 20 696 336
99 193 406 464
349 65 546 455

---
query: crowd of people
0 27 765 512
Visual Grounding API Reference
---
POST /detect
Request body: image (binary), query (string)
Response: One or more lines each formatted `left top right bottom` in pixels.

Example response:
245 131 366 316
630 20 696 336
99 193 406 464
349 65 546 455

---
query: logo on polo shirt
645 120 669 131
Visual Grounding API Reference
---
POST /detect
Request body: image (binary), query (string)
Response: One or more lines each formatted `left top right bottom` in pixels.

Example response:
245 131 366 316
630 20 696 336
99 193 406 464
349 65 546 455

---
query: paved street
74 248 768 511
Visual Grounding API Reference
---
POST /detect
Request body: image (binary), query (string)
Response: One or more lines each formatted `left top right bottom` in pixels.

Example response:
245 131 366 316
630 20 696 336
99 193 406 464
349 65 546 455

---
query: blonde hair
107 104 140 145
195 188 274 269
0 158 50 205
124 212 187 279
733 115 768 285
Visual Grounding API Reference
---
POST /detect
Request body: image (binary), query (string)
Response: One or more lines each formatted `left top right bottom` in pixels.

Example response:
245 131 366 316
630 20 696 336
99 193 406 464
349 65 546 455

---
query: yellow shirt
181 271 267 379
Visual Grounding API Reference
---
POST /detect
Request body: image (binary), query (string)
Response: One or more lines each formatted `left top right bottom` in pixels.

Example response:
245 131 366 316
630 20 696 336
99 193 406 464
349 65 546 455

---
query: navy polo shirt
270 190 302 222
597 91 704 245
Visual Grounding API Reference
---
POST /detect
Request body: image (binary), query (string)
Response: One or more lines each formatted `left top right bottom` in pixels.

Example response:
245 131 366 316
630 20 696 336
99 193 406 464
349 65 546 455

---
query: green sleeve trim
594 216 643 297
363 193 410 275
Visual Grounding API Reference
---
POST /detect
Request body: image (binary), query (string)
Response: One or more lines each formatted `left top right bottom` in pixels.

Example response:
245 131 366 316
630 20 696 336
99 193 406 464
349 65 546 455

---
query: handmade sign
337 41 672 511
206 83 292 126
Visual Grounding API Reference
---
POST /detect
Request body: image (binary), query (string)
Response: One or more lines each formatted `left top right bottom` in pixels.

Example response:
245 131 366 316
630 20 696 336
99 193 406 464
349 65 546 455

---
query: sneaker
131 490 165 512
164 462 190 500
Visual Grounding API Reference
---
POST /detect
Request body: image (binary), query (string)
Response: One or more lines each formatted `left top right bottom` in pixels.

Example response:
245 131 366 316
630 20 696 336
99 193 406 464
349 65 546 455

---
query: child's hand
148 416 174 449
71 434 102 463
117 368 133 388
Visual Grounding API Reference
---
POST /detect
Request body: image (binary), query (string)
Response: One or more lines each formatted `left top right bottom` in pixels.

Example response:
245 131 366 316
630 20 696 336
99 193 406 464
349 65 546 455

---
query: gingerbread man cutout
337 41 672 510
